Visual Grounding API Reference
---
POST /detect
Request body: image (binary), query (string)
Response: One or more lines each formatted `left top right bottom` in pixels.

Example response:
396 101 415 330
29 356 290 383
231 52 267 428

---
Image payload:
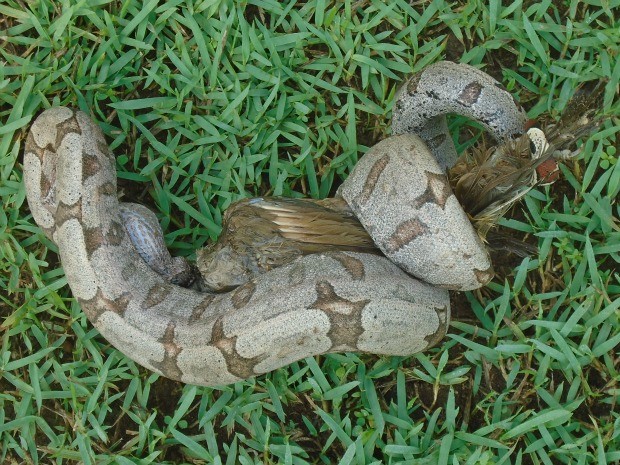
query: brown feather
449 78 606 247
450 134 546 218
542 80 607 158
249 198 376 249
196 197 379 291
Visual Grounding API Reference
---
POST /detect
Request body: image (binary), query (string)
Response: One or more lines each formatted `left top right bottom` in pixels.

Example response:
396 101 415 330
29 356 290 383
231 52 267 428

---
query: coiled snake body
24 62 528 386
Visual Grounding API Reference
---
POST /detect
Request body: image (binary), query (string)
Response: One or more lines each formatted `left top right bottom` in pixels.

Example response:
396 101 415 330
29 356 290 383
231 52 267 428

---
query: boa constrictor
24 62 527 386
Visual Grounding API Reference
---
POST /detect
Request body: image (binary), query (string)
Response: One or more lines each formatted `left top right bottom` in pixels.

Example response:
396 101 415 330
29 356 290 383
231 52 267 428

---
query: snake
23 61 528 386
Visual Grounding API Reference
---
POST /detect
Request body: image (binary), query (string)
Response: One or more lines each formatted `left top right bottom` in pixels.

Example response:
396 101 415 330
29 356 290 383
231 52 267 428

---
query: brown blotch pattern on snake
53 111 82 150
210 317 267 379
39 172 54 201
143 284 172 309
79 288 130 322
82 153 102 182
309 281 370 350
83 222 125 258
189 294 216 324
358 155 390 205
25 132 48 162
55 199 83 227
385 218 430 253
150 322 183 381
457 81 484 107
411 171 454 210
325 253 365 280
231 281 256 309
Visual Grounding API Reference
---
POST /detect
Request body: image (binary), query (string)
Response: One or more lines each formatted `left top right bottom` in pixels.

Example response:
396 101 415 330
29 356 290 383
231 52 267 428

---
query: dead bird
196 197 377 291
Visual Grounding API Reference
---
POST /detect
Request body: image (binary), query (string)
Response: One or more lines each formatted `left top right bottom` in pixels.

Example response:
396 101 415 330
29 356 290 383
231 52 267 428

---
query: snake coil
24 62 527 386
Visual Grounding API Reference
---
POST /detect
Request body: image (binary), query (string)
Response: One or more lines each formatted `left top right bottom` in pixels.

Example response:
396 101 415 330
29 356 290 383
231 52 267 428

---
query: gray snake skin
24 62 527 386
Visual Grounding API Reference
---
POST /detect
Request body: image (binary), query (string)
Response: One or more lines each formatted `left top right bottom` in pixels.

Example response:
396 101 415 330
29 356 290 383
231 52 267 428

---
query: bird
196 197 378 291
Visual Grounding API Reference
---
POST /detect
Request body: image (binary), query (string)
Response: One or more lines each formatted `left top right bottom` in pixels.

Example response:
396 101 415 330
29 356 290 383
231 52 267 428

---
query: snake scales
24 61 529 386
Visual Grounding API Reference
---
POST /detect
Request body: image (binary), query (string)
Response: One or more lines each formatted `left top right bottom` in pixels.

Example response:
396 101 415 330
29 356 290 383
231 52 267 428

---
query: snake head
120 203 199 288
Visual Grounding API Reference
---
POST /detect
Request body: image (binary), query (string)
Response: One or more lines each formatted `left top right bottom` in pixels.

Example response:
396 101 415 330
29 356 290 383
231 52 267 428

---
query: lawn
1 0 619 463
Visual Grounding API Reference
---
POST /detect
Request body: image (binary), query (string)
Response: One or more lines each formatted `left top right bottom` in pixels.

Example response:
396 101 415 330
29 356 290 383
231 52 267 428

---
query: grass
1 0 619 463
